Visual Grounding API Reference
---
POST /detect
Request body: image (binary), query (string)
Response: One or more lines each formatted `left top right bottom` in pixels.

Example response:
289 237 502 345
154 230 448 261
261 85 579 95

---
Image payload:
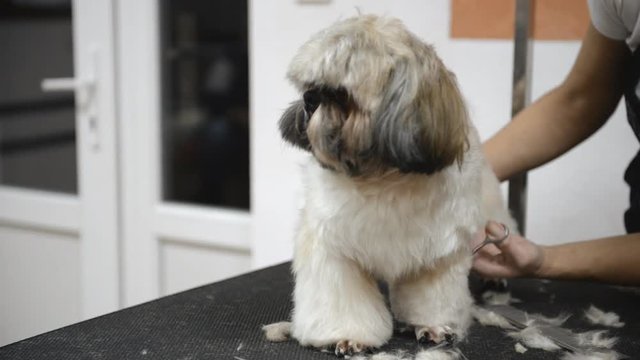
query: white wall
0 225 81 346
527 43 636 244
250 0 639 267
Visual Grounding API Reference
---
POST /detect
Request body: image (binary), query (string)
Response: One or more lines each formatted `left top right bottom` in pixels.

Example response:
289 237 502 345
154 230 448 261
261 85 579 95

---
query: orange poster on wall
451 0 589 40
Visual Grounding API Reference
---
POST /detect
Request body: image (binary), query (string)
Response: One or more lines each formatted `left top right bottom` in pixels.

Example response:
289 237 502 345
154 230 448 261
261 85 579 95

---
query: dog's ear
373 56 469 174
279 100 311 151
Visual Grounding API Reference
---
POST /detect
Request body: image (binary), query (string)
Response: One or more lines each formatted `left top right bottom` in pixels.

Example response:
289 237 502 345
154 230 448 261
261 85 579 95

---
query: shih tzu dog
278 15 515 356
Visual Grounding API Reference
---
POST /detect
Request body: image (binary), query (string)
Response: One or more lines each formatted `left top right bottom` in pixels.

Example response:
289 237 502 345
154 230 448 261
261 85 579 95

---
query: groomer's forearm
484 25 628 181
483 86 604 181
538 234 640 285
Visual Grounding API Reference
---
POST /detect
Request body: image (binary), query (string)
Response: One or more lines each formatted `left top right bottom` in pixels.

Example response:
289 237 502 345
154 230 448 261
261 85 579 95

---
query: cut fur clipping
473 306 621 355
414 349 461 360
575 330 618 349
507 326 561 351
514 342 528 353
584 305 624 328
560 351 622 360
371 351 411 360
351 351 411 360
262 321 292 342
348 347 620 360
506 320 620 353
350 349 461 360
481 291 521 305
470 302 623 357
526 312 571 327
351 348 462 360
471 305 515 329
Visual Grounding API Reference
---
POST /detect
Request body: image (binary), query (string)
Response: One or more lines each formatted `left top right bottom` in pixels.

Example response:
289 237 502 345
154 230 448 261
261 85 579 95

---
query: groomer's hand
471 221 546 279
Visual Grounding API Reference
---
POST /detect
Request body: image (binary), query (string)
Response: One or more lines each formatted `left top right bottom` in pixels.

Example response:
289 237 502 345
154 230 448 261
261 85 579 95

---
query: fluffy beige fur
278 15 515 356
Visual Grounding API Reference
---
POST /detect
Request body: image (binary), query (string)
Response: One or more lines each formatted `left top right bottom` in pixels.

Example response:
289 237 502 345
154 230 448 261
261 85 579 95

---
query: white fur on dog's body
291 126 513 347
301 131 483 281
281 15 517 351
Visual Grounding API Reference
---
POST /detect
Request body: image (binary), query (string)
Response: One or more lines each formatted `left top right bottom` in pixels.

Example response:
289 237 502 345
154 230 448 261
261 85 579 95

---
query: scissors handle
472 223 510 254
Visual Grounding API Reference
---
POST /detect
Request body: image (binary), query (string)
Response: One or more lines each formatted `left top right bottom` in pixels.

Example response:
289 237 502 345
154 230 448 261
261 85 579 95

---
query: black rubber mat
1 262 639 359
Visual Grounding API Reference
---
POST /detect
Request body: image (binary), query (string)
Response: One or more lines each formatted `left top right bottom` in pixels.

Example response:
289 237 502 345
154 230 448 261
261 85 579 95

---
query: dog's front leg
389 250 473 344
291 243 392 356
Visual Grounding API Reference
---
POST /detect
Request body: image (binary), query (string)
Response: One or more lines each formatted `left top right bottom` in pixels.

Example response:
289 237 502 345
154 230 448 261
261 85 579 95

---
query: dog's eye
323 87 349 112
333 88 349 108
303 89 321 116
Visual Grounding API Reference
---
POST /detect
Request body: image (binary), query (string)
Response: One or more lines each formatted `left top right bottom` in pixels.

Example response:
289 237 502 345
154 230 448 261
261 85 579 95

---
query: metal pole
509 0 532 235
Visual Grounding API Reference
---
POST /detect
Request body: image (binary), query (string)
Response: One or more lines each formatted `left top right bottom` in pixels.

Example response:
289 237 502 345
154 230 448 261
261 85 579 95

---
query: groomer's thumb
485 220 510 249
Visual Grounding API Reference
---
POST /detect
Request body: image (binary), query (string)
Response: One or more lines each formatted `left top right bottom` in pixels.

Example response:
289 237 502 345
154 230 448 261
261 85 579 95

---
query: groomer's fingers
475 241 502 256
486 222 521 256
472 252 517 278
485 221 508 240
474 232 545 278
470 221 505 256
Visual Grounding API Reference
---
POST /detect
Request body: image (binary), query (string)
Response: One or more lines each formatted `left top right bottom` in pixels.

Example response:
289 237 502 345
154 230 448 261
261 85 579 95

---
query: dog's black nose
303 89 321 115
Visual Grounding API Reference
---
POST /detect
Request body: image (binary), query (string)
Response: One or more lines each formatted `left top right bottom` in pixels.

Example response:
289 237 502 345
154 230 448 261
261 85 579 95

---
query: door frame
116 0 252 307
0 187 79 235
72 0 121 318
0 0 121 320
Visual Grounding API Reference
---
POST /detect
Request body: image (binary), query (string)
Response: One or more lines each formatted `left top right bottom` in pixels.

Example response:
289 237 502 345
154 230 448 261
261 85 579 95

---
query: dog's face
280 15 469 177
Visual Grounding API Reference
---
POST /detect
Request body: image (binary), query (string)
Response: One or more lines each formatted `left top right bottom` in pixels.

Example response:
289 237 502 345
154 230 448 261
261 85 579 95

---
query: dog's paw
334 340 367 358
415 325 457 345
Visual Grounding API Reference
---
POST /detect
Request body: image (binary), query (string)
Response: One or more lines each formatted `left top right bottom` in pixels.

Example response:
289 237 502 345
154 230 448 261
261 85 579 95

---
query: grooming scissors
472 223 510 254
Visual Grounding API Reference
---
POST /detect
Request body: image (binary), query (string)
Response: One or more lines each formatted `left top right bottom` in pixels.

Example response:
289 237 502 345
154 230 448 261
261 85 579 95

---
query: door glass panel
0 0 77 194
161 0 250 210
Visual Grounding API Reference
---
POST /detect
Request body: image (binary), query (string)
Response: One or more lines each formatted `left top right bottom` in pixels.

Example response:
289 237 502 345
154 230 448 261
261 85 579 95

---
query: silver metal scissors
472 223 510 254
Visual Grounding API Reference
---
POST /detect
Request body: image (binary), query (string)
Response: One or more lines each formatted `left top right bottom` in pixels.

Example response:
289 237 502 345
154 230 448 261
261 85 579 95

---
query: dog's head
279 15 469 177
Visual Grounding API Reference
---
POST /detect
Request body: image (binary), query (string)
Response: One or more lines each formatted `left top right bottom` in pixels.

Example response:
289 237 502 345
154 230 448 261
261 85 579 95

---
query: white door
0 0 120 346
117 0 252 306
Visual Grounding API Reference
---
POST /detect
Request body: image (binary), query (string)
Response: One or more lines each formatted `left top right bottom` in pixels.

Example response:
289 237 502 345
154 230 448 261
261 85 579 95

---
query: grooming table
1 262 639 359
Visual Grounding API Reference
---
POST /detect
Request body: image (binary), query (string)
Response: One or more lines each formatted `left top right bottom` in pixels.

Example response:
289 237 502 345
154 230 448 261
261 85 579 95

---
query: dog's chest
305 170 475 280
336 197 449 275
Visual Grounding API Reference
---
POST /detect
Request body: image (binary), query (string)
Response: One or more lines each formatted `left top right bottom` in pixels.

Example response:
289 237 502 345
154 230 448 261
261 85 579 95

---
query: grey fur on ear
372 60 431 173
373 56 469 174
279 100 311 151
